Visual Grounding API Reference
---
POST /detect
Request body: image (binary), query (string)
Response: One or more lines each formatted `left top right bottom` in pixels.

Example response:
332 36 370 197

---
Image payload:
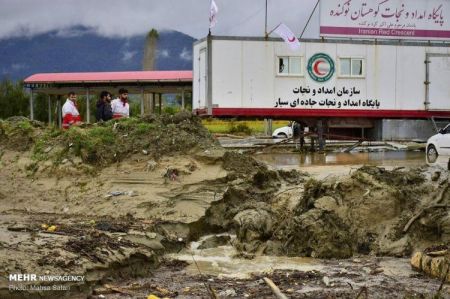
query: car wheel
277 133 288 138
427 144 438 162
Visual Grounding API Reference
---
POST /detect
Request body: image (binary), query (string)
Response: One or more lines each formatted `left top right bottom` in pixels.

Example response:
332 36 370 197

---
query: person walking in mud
62 91 82 129
294 121 306 150
95 91 113 122
111 88 130 119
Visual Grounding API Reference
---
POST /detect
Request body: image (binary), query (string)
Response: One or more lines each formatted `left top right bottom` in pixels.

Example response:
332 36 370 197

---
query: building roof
24 70 193 84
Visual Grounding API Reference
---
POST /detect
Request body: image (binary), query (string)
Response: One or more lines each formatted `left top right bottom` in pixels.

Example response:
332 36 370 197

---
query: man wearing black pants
95 91 113 122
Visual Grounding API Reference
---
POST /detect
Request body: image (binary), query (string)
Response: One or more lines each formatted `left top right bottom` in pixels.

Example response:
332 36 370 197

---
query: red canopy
24 70 192 84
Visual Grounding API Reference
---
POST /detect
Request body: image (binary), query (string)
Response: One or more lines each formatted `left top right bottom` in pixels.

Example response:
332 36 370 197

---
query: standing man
111 88 130 119
96 91 113 122
62 92 82 129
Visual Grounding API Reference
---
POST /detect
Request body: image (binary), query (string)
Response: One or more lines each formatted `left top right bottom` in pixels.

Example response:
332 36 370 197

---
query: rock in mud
278 169 307 184
284 209 354 258
233 209 273 252
252 169 280 190
198 235 231 249
431 171 441 182
313 196 339 212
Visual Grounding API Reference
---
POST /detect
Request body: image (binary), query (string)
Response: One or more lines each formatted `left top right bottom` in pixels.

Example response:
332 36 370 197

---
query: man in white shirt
111 88 130 119
62 92 82 129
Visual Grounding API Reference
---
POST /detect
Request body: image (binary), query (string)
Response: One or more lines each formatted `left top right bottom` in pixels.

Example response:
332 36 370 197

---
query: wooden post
140 87 145 116
181 87 185 110
48 95 52 124
158 93 162 114
86 88 90 123
57 96 62 129
29 89 34 120
151 92 155 113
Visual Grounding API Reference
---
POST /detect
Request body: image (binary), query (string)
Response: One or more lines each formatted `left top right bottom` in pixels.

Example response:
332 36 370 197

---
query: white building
193 36 450 140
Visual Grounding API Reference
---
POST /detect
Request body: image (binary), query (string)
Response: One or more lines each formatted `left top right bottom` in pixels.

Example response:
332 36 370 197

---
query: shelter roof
24 70 192 84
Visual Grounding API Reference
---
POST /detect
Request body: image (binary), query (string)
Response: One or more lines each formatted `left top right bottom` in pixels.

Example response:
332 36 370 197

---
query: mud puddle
166 235 322 279
256 151 426 178
256 151 425 168
98 235 448 299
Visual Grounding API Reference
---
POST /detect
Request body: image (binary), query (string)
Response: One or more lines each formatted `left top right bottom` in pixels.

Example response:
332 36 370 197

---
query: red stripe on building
196 108 450 119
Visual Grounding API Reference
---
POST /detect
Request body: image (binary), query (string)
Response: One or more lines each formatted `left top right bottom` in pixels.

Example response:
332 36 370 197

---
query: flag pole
267 23 281 37
300 0 320 39
264 0 268 38
208 0 212 36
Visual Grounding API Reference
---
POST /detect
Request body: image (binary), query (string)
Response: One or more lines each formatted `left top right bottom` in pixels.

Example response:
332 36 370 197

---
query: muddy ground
95 257 445 299
0 114 449 298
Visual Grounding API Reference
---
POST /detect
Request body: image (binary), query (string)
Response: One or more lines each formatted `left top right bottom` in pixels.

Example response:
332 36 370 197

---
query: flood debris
105 190 138 198
263 277 288 299
197 235 231 250
164 168 180 182
411 245 450 283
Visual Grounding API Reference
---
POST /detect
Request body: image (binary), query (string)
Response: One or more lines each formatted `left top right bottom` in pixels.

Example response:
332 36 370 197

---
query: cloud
158 49 170 58
53 27 94 38
0 0 320 40
179 48 192 61
121 50 137 62
11 63 26 71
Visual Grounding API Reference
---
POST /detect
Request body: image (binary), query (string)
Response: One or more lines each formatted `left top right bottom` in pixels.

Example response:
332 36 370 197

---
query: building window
339 58 364 77
277 56 302 76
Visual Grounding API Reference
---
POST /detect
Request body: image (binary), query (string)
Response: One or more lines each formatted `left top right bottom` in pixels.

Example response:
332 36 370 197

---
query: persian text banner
320 0 450 40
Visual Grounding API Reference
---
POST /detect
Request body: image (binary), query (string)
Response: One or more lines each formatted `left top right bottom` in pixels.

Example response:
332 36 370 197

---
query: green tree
0 79 29 119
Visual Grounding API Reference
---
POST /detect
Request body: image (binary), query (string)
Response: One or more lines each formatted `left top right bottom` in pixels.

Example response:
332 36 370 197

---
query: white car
426 123 450 161
272 124 293 138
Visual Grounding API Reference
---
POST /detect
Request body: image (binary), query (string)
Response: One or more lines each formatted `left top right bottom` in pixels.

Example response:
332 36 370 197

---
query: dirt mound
0 118 45 151
198 167 308 245
268 166 449 258
0 112 218 169
222 151 267 174
357 165 426 186
202 165 449 259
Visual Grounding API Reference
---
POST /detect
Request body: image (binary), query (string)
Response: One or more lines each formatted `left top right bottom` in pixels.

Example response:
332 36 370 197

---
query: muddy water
167 235 415 280
256 151 426 178
256 151 425 168
159 236 447 298
166 235 322 279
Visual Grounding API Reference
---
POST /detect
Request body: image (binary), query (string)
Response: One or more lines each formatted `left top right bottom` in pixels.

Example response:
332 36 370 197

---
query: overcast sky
0 0 320 40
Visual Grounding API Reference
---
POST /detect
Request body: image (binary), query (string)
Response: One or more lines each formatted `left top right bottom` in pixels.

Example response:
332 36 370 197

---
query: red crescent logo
313 60 326 76
288 36 296 42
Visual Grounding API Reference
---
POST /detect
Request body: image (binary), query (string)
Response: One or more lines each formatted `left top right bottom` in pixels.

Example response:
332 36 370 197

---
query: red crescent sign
288 36 296 42
313 60 326 76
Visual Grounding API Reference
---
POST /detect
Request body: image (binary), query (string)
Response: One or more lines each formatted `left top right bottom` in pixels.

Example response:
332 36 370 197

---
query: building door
428 54 450 110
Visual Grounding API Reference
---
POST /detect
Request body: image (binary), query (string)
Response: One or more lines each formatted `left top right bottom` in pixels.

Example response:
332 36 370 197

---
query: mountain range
0 27 196 81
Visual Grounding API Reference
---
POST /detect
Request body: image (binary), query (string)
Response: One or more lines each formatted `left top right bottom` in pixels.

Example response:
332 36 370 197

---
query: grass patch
202 119 290 135
134 122 155 135
13 111 216 168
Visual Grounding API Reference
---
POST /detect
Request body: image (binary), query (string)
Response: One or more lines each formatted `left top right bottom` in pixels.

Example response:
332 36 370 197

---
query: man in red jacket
62 92 82 129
